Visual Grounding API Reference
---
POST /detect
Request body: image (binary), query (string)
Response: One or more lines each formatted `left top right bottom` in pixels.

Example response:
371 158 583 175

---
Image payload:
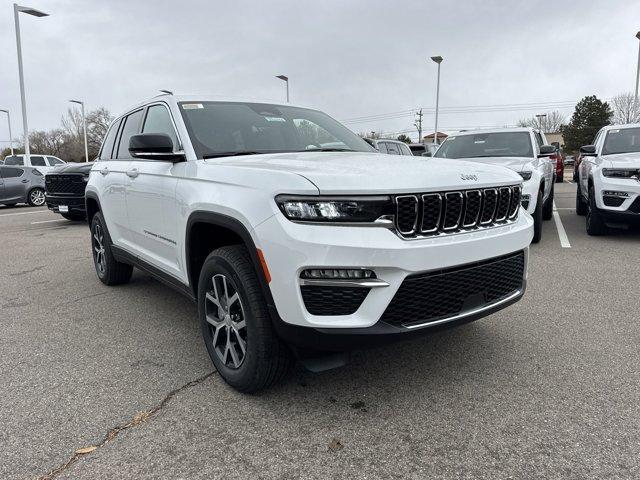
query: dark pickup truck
45 162 94 221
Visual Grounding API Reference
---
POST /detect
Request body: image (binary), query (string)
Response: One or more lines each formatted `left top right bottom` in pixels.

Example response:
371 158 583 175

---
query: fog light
300 268 376 280
603 191 629 197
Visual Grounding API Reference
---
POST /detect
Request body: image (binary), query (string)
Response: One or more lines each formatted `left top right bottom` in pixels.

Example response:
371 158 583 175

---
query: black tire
61 212 86 221
198 245 293 393
90 212 133 285
576 183 587 216
542 183 554 221
586 186 607 236
28 187 46 207
556 172 563 183
531 189 543 243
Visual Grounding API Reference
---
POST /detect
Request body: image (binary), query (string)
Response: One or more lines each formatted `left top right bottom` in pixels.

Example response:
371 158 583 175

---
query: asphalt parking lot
2 177 639 479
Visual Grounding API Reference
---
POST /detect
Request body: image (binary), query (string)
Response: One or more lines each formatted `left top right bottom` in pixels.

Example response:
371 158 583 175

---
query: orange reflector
256 248 271 283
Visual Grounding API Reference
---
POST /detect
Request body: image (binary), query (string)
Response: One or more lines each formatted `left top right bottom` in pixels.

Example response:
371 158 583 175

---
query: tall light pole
634 31 640 103
70 100 89 162
535 114 547 132
0 109 14 156
276 75 289 102
430 56 443 145
13 4 49 158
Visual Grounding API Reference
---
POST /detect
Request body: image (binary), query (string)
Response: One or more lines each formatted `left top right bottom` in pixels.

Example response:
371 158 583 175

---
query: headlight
518 171 533 181
275 195 392 223
602 168 640 179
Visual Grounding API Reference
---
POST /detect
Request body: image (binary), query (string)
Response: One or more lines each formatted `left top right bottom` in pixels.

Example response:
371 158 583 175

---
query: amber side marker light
256 249 271 283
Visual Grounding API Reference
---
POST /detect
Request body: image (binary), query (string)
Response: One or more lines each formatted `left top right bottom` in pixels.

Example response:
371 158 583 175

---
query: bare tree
517 110 566 133
611 92 640 124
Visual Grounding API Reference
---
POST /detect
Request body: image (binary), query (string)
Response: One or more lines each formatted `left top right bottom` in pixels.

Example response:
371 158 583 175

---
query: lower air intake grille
380 251 525 327
301 286 370 316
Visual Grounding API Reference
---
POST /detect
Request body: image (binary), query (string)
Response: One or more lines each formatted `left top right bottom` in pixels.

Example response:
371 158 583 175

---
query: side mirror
579 145 597 156
538 145 556 157
422 151 432 157
129 134 184 162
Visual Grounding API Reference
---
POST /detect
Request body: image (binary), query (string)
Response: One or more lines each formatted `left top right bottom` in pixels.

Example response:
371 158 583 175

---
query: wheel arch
85 192 101 225
185 211 274 308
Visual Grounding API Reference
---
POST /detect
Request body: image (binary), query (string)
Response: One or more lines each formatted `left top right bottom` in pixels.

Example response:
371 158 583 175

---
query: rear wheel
586 186 607 236
531 190 543 243
576 183 587 216
91 212 133 285
28 188 45 207
198 245 293 393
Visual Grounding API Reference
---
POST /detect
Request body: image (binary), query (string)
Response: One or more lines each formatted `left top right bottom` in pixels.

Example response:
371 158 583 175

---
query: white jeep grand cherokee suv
434 128 556 243
86 95 533 392
576 124 640 235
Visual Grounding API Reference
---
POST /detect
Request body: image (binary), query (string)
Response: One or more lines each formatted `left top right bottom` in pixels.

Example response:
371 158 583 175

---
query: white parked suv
3 154 66 174
575 124 640 235
434 128 556 242
86 95 533 392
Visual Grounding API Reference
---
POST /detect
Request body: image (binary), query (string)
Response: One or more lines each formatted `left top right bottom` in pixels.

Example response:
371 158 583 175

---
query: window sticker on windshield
609 129 620 134
474 140 486 144
265 116 286 122
182 103 203 110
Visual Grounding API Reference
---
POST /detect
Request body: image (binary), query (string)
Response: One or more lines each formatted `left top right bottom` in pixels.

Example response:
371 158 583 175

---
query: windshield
602 127 640 155
3 156 23 166
435 132 533 159
179 101 375 158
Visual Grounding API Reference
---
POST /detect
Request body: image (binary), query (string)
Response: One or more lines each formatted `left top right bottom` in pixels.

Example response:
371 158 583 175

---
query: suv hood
601 152 640 168
440 156 530 172
49 162 94 174
207 152 521 194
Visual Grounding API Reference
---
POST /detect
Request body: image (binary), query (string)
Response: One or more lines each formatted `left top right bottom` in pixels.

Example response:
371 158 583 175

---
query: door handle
126 168 139 178
22 179 29 183
100 167 109 176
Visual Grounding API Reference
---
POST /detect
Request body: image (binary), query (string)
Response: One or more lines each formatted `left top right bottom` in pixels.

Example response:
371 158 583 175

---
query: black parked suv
45 162 94 221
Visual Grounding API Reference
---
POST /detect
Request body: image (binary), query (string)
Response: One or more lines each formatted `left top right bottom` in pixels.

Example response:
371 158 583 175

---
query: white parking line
0 209 48 218
552 201 571 248
30 219 66 225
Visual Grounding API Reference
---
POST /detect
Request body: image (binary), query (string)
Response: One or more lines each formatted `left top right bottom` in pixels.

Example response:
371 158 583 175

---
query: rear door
125 102 183 277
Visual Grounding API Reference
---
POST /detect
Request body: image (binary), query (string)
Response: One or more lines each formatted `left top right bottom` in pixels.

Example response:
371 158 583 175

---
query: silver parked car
0 165 46 207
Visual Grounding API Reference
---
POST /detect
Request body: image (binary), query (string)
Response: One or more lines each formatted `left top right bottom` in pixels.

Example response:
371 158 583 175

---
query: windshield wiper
202 151 263 159
301 148 355 152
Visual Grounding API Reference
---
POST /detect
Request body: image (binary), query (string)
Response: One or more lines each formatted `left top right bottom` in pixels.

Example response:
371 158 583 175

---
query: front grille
628 197 640 213
394 185 521 238
380 251 525 327
301 286 370 316
45 174 86 196
603 196 625 207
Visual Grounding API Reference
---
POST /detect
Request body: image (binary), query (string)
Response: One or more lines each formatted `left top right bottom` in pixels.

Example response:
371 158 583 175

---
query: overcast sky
1 0 639 145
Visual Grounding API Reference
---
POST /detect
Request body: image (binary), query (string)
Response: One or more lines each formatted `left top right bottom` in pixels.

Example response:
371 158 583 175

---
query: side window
376 142 388 154
399 143 412 156
4 156 23 166
534 132 544 148
386 143 401 155
116 110 144 159
142 105 179 149
1 167 24 178
47 156 63 166
100 119 121 160
30 156 46 166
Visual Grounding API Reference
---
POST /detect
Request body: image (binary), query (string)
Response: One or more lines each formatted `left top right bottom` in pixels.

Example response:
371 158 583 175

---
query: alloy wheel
92 224 106 275
30 189 45 206
205 274 247 369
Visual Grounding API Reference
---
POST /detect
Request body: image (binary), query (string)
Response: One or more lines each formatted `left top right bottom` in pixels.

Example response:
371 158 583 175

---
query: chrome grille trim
420 193 442 233
392 185 521 239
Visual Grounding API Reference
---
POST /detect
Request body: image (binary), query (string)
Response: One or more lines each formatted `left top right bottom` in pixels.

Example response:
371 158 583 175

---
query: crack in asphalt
37 371 216 480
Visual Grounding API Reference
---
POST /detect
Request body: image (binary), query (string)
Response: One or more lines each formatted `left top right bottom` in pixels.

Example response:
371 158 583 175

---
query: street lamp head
69 99 83 105
636 31 640 40
276 75 288 82
16 5 49 17
430 56 443 64
0 109 8 114
159 89 173 95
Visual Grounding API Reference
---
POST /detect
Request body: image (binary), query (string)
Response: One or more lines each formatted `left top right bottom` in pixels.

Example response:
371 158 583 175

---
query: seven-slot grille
45 174 86 196
394 185 521 238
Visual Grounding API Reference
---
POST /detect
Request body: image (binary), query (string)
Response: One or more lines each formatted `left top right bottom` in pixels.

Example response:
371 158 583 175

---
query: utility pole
414 109 423 143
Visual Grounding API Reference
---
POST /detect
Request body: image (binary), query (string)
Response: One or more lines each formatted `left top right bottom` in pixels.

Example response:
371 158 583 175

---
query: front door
125 103 183 278
0 167 27 203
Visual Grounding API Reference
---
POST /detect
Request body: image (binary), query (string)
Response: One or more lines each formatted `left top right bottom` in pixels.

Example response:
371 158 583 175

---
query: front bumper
254 211 533 339
593 172 640 219
46 194 86 215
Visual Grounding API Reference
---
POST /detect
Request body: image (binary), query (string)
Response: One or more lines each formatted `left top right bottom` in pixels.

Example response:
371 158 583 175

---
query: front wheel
586 187 607 236
531 190 543 243
28 188 46 207
198 245 293 393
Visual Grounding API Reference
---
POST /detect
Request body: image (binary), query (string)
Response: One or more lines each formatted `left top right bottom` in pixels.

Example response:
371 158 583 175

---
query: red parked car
551 150 564 182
